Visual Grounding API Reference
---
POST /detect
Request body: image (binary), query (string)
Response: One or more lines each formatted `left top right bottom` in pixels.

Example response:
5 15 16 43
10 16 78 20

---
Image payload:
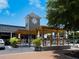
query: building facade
0 24 26 39
0 12 40 45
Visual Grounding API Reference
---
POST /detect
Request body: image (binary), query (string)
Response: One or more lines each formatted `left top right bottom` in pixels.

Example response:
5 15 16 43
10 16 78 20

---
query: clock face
32 18 37 24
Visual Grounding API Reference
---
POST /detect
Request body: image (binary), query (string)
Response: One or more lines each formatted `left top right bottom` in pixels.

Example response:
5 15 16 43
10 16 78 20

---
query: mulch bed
65 51 79 59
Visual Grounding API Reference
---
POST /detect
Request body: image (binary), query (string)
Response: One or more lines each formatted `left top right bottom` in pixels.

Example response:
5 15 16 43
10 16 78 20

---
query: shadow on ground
51 50 78 59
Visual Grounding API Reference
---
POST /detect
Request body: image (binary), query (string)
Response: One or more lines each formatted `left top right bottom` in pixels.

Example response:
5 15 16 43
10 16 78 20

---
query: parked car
0 39 5 49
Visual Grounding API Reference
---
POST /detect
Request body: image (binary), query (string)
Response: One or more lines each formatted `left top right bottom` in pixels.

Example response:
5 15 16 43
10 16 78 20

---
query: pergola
15 26 65 46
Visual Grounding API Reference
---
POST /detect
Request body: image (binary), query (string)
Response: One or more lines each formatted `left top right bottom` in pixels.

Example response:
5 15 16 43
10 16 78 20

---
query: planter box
41 46 71 51
34 46 41 51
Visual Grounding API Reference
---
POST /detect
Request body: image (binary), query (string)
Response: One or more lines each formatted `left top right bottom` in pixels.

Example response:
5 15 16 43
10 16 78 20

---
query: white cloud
29 0 44 10
5 10 10 15
0 0 15 16
0 0 9 9
3 10 15 16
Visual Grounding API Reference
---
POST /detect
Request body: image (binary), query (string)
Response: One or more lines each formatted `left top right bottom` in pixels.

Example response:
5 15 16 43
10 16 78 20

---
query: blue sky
0 0 48 26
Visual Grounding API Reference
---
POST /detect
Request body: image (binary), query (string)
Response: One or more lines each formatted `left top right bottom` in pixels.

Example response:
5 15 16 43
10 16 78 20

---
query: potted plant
9 37 20 48
32 38 42 51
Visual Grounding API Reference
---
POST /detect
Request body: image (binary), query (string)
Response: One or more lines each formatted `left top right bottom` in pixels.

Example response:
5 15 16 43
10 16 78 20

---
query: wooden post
42 28 44 46
56 30 59 46
50 33 52 46
62 32 65 46
62 37 64 46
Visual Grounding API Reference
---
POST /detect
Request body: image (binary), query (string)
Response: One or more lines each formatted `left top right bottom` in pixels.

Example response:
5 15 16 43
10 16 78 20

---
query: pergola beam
15 26 65 46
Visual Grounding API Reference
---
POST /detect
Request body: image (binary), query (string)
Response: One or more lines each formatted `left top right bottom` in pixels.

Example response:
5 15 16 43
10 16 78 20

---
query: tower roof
25 12 41 20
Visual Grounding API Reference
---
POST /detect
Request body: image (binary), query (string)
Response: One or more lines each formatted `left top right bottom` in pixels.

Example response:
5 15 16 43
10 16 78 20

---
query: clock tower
25 12 41 30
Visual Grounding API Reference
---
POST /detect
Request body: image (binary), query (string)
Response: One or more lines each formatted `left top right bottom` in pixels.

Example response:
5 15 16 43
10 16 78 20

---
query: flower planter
34 46 41 51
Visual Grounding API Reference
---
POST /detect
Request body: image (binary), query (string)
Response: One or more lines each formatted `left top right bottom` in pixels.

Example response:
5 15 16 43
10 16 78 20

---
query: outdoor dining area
15 26 65 47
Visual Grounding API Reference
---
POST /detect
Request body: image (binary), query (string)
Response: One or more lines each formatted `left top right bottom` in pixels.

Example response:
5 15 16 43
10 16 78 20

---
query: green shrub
9 37 20 47
32 38 42 47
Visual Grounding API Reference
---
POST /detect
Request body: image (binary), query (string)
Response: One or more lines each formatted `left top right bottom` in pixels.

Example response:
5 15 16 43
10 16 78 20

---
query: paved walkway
0 51 74 59
0 47 33 55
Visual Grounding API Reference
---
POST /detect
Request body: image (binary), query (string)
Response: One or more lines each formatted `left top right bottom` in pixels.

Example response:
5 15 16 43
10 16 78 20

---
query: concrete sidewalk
0 51 74 59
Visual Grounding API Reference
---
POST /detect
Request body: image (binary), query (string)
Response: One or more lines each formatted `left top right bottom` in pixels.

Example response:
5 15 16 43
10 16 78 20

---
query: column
18 34 21 39
10 32 12 38
37 30 40 38
28 34 31 47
